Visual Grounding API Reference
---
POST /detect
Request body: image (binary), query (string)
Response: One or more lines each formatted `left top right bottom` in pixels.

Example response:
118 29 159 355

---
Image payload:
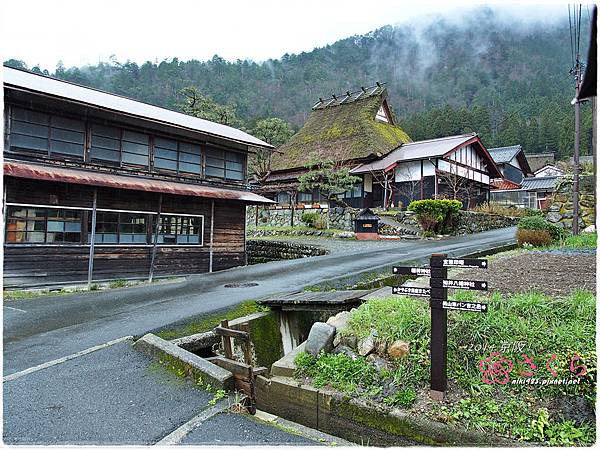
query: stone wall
546 175 596 229
246 206 358 231
455 211 519 235
246 240 328 264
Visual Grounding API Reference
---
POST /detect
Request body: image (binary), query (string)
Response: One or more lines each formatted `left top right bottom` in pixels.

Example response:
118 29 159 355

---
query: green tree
297 155 360 204
250 117 294 146
178 86 243 128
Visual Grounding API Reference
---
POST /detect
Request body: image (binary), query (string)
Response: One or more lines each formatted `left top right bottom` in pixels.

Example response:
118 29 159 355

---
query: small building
534 164 565 178
487 145 533 184
259 83 411 208
3 67 274 288
490 176 559 209
525 152 556 173
350 133 502 209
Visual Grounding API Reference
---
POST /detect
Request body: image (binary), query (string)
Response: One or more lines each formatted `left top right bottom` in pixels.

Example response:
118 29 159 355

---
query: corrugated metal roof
488 145 522 163
312 83 386 110
4 160 274 204
3 66 273 149
491 178 522 190
350 133 478 174
521 176 558 191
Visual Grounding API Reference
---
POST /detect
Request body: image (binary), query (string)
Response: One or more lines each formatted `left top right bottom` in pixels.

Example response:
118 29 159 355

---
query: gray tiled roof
521 176 558 190
488 145 522 163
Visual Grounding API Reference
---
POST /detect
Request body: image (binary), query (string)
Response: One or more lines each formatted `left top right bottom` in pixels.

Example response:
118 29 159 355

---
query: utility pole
573 58 582 235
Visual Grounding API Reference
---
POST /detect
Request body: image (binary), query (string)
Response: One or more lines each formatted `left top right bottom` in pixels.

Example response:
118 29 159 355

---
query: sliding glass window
5 207 82 243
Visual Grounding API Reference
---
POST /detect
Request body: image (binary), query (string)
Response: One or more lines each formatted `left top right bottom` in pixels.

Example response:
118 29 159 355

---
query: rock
366 354 389 372
388 340 410 359
583 224 596 233
332 345 358 360
358 330 378 356
339 334 358 350
376 340 388 356
546 212 561 223
548 204 560 212
334 231 355 239
326 310 350 332
305 322 336 356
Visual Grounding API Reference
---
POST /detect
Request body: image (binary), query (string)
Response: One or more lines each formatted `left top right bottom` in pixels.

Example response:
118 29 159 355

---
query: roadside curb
133 333 233 390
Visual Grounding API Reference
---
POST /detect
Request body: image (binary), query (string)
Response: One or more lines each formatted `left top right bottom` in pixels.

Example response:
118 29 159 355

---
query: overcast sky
2 1 569 70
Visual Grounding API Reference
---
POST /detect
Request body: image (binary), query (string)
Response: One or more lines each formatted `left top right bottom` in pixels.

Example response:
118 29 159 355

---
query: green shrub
517 216 564 244
408 199 462 234
313 214 326 229
524 208 544 217
300 212 319 227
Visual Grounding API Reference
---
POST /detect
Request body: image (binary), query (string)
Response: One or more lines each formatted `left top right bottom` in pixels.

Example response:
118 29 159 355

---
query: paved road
3 227 515 444
4 227 516 375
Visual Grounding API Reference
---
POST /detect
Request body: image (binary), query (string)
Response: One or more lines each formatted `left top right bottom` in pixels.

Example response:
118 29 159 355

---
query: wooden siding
3 177 246 287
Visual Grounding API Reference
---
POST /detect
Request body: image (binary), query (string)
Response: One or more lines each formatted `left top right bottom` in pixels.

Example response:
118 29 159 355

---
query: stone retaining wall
456 211 519 234
546 175 596 229
246 206 358 231
246 240 328 264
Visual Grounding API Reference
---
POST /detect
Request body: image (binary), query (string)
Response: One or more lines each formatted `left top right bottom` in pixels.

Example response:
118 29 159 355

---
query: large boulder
358 330 378 356
388 340 410 359
305 322 336 356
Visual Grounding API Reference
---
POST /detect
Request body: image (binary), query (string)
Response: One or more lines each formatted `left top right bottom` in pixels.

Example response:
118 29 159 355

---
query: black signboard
430 278 488 291
392 286 431 297
430 257 488 268
442 300 488 312
393 266 431 276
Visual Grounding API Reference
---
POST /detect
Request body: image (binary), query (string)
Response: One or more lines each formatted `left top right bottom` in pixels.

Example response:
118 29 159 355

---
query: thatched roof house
261 83 411 206
270 83 410 172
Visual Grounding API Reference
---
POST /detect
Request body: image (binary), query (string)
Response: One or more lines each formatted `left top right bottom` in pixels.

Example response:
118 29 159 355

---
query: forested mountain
5 7 593 159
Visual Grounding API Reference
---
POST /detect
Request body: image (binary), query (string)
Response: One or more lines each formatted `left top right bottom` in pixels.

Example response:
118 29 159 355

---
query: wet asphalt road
3 228 515 445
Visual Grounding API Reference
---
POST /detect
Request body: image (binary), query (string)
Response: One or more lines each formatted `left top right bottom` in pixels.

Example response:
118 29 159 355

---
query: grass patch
297 290 596 445
154 300 269 340
249 225 346 234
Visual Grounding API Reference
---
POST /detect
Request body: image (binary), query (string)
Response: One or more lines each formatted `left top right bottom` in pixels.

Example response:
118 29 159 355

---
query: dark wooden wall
3 177 246 287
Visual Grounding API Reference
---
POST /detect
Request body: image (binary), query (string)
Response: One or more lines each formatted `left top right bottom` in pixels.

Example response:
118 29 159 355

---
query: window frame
4 203 204 247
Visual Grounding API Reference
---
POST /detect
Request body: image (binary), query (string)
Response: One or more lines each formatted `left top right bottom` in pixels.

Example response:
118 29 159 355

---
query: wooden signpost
392 253 488 400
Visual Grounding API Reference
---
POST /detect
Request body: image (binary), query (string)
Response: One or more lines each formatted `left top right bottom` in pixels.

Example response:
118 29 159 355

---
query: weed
208 389 227 406
108 279 127 289
383 388 417 407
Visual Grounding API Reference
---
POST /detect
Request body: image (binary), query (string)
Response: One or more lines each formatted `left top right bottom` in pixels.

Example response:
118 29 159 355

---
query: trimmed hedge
408 199 462 234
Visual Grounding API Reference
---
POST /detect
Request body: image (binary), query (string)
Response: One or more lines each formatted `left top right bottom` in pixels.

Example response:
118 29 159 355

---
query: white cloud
1 0 567 69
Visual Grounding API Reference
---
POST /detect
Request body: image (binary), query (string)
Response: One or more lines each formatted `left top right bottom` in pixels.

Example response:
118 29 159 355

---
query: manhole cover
224 282 259 288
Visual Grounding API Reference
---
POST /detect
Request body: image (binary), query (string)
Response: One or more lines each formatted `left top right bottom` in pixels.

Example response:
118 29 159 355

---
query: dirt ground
460 250 596 297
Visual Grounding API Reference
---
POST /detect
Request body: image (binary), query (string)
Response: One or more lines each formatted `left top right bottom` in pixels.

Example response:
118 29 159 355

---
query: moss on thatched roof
270 87 411 171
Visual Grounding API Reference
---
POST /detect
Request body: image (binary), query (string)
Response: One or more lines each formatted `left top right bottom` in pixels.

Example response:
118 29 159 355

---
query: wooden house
350 133 502 209
3 67 274 288
487 145 533 184
259 83 411 208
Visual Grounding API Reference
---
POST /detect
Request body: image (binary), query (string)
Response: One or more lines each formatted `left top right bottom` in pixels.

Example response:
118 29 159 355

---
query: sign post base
429 389 446 402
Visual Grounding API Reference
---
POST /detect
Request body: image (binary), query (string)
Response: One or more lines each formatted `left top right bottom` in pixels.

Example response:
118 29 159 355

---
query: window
49 115 85 158
89 212 148 244
206 148 245 181
9 107 84 159
90 124 120 164
298 192 312 203
5 206 82 244
121 130 149 167
155 215 203 245
344 183 362 198
276 192 291 205
154 138 202 176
